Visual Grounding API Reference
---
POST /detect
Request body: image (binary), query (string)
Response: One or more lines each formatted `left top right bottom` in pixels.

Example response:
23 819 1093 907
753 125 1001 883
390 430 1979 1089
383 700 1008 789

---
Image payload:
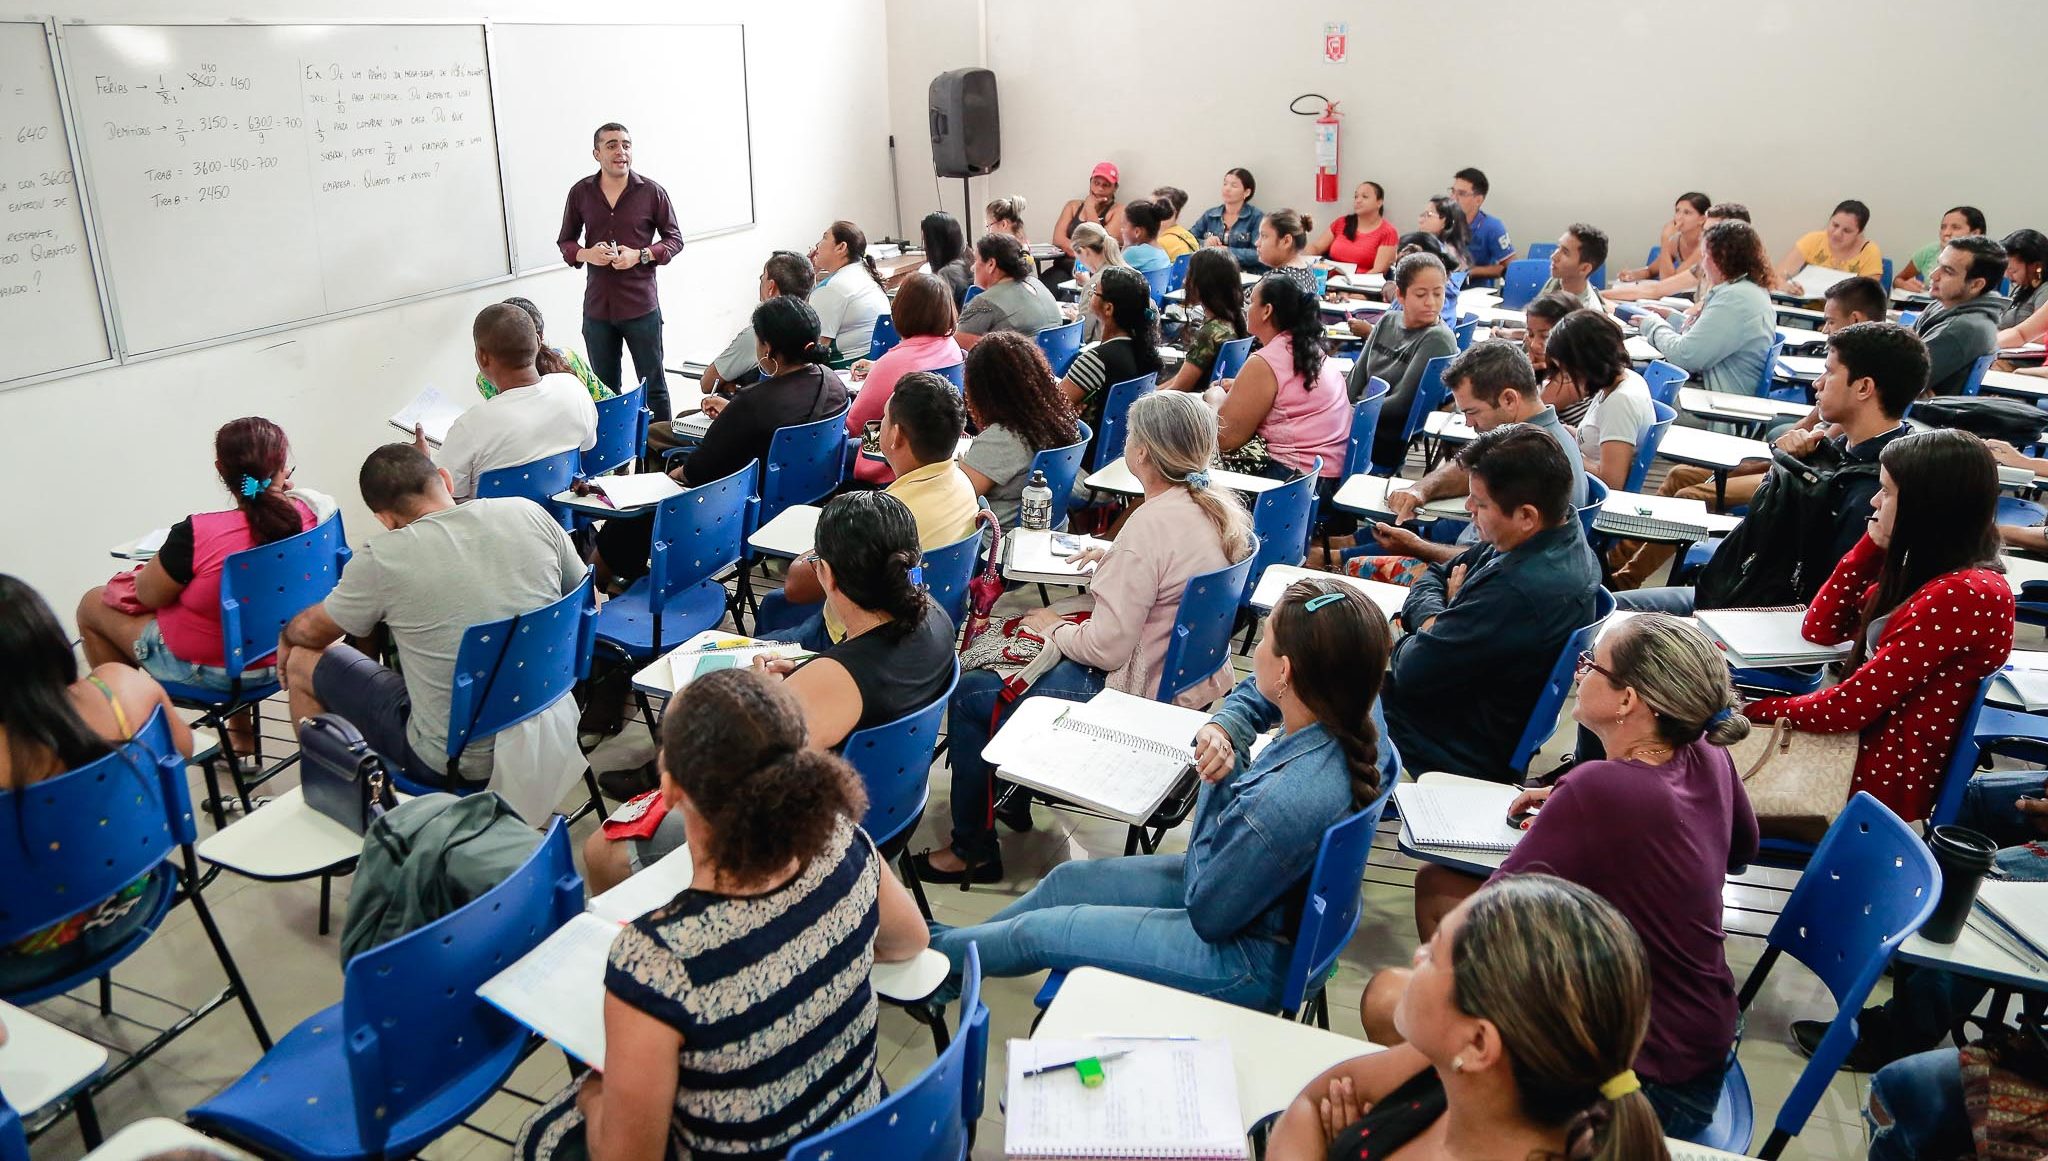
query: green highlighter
1024 1048 1130 1086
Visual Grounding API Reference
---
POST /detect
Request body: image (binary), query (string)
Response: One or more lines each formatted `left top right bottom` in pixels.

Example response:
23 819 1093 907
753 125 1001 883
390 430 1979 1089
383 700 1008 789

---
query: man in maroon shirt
558 122 684 422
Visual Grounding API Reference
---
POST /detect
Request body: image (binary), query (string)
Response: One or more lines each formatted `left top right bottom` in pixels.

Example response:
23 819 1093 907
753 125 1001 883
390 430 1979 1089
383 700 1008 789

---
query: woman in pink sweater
845 273 964 485
917 391 1255 883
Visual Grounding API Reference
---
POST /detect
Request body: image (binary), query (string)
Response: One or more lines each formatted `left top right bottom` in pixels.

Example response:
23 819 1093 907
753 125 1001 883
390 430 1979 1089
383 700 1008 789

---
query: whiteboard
1 21 113 386
59 23 509 356
491 23 754 274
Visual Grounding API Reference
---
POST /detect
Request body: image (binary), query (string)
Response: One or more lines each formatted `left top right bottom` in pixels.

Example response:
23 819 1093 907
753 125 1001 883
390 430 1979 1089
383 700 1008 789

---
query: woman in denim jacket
928 577 1393 1009
1191 167 1267 272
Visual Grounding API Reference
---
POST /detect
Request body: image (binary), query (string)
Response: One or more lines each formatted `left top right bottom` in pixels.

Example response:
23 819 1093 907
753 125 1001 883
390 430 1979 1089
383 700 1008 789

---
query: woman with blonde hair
1397 613 1756 1139
1271 875 1670 1161
1067 220 1127 342
919 391 1252 882
984 194 1029 242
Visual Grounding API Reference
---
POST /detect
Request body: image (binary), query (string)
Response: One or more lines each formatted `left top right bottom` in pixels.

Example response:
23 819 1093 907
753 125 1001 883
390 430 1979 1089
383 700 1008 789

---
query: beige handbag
1724 717 1861 843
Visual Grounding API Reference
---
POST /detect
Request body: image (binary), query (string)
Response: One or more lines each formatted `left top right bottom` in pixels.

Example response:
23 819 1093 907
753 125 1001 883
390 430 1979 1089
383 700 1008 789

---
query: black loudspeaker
929 68 1000 178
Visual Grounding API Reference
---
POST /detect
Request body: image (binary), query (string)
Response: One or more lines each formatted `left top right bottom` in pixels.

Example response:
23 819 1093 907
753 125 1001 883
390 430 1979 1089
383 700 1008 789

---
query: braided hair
1252 275 1326 387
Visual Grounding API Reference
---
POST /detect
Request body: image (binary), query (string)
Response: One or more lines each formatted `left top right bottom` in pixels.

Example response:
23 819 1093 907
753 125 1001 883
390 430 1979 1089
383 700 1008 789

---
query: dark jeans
584 309 670 422
750 594 833 653
1644 1060 1726 1144
947 660 1107 863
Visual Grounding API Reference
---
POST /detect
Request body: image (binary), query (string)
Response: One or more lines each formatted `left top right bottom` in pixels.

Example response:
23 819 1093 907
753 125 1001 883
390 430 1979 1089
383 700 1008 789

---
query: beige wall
885 0 2039 272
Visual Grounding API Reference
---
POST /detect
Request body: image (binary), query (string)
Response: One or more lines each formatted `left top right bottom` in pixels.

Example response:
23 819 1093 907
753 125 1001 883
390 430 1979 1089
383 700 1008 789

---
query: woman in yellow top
1151 186 1199 260
1777 199 1883 297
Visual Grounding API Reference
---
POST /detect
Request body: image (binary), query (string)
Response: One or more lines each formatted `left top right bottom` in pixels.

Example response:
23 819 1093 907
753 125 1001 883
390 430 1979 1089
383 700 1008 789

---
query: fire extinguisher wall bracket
1289 93 1342 205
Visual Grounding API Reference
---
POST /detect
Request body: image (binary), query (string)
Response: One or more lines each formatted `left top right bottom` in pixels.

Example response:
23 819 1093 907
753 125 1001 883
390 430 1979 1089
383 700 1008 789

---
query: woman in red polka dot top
1743 429 2015 822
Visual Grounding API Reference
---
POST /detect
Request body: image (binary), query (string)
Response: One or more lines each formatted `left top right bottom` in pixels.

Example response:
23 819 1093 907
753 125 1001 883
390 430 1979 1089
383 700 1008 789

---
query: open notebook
1005 1038 1246 1159
388 386 468 446
1975 879 2048 963
1394 778 1526 854
983 690 1206 824
1005 530 1111 585
1788 264 1858 298
1995 654 2048 712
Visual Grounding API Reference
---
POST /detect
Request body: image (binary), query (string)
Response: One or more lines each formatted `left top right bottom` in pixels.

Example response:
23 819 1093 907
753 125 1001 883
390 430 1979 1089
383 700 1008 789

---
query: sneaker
1790 1014 1900 1072
597 761 660 802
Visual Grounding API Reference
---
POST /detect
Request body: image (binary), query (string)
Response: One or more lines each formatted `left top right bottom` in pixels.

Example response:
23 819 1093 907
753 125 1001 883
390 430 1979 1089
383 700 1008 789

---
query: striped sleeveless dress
517 817 884 1159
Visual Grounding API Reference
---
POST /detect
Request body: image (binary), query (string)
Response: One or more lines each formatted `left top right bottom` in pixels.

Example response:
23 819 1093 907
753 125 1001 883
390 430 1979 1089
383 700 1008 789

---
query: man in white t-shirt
422 303 598 501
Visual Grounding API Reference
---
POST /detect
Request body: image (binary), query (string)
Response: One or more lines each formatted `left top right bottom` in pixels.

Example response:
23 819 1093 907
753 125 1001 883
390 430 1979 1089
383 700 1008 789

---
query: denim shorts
134 619 275 693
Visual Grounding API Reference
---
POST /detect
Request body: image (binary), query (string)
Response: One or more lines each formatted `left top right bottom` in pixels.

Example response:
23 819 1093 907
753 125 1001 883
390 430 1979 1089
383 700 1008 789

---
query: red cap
1091 161 1120 184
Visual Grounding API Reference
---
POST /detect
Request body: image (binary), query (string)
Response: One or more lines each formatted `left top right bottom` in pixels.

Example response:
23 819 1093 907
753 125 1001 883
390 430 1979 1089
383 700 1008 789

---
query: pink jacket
1048 486 1239 707
846 334 966 484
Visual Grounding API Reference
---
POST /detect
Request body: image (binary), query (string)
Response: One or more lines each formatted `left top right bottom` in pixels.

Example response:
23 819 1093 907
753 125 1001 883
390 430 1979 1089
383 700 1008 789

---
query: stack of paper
1006 1038 1247 1159
983 690 1206 824
1695 607 1851 668
584 473 684 510
1974 879 2048 963
1005 531 1110 585
1394 779 1526 854
1994 653 2048 712
388 387 468 446
1593 492 1732 542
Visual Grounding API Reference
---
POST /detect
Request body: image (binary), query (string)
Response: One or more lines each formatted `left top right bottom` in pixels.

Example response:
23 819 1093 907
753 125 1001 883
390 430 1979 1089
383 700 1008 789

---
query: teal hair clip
238 475 272 498
1303 592 1347 612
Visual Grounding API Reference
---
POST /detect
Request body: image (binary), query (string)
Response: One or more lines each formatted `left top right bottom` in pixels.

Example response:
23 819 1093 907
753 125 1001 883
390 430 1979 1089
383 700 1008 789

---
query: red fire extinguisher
1291 94 1342 204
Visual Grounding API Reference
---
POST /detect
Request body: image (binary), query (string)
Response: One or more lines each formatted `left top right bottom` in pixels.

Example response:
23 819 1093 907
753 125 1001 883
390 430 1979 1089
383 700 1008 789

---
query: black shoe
597 761 660 802
994 794 1036 833
907 849 1003 887
1791 1013 1898 1073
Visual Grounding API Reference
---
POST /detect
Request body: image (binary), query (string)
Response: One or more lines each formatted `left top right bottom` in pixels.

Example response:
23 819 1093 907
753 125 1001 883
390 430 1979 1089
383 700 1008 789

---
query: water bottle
1020 470 1053 531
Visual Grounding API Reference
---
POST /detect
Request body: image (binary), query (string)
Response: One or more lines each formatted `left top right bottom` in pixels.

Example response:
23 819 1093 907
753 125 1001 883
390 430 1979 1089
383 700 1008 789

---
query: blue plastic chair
933 362 965 390
1211 336 1255 385
1140 265 1172 305
190 822 583 1160
1372 354 1454 475
1693 1054 1755 1154
922 525 983 629
1278 764 1401 1025
0 1093 23 1161
1524 242 1557 262
595 462 754 657
1498 259 1548 310
1342 378 1392 479
1092 373 1158 471
1961 352 1997 396
1 707 271 1101
1440 286 1461 326
761 408 853 528
1505 588 1616 778
1453 313 1479 351
1922 676 2002 830
1589 263 1607 290
1998 494 2046 528
1897 310 1920 327
1643 360 1690 407
1728 793 1940 1161
845 660 960 921
962 285 982 304
868 313 902 360
1880 256 1895 292
476 447 581 530
1036 319 1085 376
789 945 984 1161
1624 400 1678 493
582 384 652 477
1244 462 1320 626
1157 544 1259 705
1024 421 1091 530
1576 475 1609 541
158 511 351 821
1759 333 1793 400
1644 244 1662 269
1166 252 1193 293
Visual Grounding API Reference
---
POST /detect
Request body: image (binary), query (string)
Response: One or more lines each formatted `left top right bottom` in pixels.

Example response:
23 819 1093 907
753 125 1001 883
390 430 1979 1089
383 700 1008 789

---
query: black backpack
1694 443 1879 610
1905 396 2048 446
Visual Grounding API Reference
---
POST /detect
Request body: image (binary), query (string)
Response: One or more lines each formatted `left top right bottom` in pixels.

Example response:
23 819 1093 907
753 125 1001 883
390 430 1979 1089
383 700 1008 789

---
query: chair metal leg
636 690 659 743
898 849 934 922
904 1001 951 1056
198 753 228 831
186 875 273 1050
74 1092 102 1149
97 974 112 1016
318 872 333 936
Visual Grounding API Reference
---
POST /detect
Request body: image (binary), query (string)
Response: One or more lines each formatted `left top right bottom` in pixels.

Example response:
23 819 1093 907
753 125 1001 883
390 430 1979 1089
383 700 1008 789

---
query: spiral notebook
982 690 1206 825
1393 779 1525 854
1005 1038 1246 1159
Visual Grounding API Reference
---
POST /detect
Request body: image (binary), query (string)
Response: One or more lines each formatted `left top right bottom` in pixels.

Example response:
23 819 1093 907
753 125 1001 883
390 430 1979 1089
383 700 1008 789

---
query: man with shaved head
416 302 597 501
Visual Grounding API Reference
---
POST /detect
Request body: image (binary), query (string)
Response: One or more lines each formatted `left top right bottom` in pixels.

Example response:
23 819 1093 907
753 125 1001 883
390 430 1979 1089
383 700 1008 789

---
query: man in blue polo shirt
1453 167 1515 287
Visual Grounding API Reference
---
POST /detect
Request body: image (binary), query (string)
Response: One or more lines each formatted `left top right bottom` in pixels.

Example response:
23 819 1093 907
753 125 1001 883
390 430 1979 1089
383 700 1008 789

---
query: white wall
2 0 895 631
885 0 2042 273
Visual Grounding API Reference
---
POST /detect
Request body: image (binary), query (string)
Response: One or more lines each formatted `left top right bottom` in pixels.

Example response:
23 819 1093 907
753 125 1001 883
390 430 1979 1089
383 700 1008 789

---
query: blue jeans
1614 585 1697 615
584 309 669 422
1645 1062 1726 1145
750 592 832 653
929 854 1284 1010
946 660 1107 863
1866 1048 1969 1160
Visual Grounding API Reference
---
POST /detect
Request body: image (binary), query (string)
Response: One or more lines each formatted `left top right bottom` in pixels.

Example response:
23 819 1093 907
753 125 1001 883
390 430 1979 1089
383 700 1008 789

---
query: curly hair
815 491 929 633
659 668 866 886
1702 220 1772 288
963 332 1080 452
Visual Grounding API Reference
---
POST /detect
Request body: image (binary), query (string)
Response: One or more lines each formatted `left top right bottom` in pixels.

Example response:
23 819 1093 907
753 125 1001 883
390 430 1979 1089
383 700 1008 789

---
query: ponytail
535 344 570 377
814 491 931 635
1125 392 1253 563
860 252 882 284
1254 275 1326 387
214 417 302 546
1568 1086 1668 1161
1094 267 1163 378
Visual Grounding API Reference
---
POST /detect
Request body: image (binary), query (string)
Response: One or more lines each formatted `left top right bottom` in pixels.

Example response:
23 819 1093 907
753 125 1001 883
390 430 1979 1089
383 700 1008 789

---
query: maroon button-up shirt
557 170 684 322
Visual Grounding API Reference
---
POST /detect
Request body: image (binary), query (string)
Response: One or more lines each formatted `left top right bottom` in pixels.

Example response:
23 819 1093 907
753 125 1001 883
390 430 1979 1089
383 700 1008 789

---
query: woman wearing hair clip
1058 265 1165 460
917 392 1253 882
924 577 1391 1009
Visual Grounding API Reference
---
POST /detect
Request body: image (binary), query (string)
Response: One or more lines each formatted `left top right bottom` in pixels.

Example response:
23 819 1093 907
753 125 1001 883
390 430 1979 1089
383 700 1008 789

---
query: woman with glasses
1394 613 1757 1140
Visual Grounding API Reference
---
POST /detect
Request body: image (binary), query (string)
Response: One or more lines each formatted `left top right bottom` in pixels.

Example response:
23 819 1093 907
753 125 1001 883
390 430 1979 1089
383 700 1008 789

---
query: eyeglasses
1575 650 1620 683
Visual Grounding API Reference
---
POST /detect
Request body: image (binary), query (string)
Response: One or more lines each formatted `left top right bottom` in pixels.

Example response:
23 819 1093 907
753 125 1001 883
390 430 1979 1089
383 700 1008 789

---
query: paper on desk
668 640 812 694
129 527 170 556
389 387 467 446
1788 265 1857 298
588 473 684 510
587 843 695 923
1005 1037 1247 1159
476 911 619 1068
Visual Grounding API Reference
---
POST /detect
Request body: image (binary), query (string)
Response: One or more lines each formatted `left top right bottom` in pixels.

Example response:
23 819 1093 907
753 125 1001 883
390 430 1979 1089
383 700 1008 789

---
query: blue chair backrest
583 384 651 477
1644 244 1662 269
1576 475 1608 541
1279 767 1400 1015
1156 544 1259 704
844 662 959 849
1755 333 1788 397
922 525 982 628
1589 263 1606 290
1092 373 1158 470
789 945 983 1161
1625 400 1678 493
1211 336 1254 384
1025 421 1092 529
1997 495 2046 529
340 821 583 1154
1141 265 1172 305
218 510 352 677
1525 242 1557 262
1344 378 1392 478
477 448 581 530
933 362 965 390
1880 256 1894 292
1756 793 1938 1144
1930 675 1999 828
962 284 982 303
761 408 852 526
649 460 756 609
868 314 902 360
1035 320 1084 376
1507 588 1615 775
1167 252 1193 293
1387 355 1455 464
1439 287 1460 326
446 574 597 763
1643 360 1689 407
1247 463 1320 604
0 708 188 950
1499 258 1548 310
0 1092 23 1161
1897 310 1919 327
1961 353 1996 397
1453 314 1479 351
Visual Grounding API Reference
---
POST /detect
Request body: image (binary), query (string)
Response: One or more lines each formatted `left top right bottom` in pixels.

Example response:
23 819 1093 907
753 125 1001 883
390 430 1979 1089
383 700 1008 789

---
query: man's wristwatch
639 247 652 265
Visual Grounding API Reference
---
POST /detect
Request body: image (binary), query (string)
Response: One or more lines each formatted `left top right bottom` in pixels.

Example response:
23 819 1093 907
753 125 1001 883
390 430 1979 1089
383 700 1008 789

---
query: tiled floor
18 498 1915 1160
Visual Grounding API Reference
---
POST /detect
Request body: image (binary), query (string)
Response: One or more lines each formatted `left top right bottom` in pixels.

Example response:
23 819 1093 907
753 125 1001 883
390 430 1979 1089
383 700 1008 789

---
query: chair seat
592 575 732 656
190 1001 527 1161
1689 1056 1753 1154
6 863 180 1005
160 677 281 711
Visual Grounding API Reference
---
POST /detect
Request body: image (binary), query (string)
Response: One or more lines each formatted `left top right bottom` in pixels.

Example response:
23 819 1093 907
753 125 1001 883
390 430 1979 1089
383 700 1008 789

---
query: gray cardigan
1639 277 1776 397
